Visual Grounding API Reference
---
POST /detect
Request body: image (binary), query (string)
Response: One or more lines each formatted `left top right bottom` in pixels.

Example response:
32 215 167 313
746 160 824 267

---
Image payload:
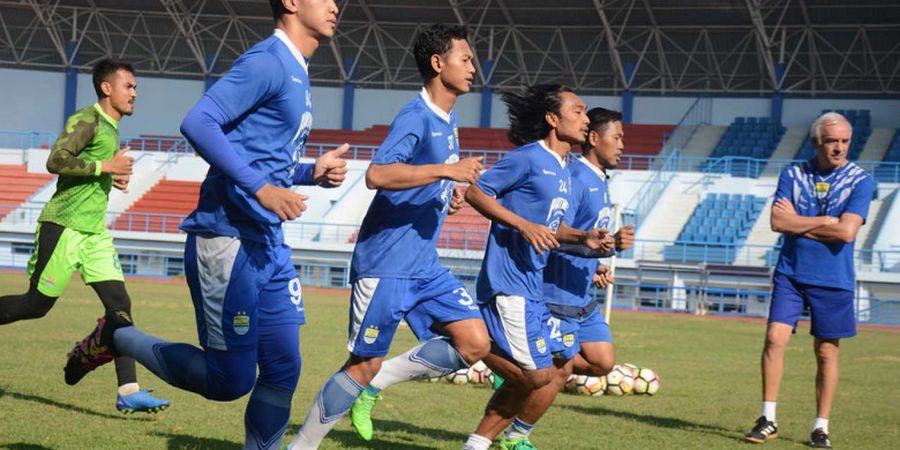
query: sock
813 417 829 434
504 418 534 440
114 326 209 396
117 382 140 396
463 433 492 450
113 356 138 386
370 338 467 391
762 401 777 422
289 370 364 449
364 385 381 396
245 382 293 450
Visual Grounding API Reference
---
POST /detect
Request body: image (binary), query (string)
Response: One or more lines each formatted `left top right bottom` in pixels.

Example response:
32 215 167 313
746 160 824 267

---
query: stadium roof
1 0 899 96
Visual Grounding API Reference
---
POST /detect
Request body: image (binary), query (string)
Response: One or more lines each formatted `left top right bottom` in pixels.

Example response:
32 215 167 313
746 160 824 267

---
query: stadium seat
663 192 766 264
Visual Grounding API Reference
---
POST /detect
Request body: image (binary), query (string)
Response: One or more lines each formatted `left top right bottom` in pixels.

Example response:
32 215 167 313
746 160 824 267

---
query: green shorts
27 222 124 297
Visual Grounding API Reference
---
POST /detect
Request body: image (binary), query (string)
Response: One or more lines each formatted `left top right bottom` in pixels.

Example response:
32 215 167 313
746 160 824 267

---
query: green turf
0 272 897 449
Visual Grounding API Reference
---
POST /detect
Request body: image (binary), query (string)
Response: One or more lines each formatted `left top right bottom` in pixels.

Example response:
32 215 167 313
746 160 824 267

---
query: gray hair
810 112 851 144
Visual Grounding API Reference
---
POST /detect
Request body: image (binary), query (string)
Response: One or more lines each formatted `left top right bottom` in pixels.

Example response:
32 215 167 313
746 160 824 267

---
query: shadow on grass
151 432 241 450
0 386 151 421
1 444 54 450
562 404 808 446
284 419 469 449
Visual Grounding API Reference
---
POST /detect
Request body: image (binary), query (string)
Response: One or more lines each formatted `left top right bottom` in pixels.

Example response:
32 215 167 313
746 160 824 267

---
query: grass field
0 271 898 450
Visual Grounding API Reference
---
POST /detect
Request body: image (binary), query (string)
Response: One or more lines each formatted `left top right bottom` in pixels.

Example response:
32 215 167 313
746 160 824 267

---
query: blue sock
505 418 535 440
245 382 292 450
289 370 363 448
114 327 209 396
365 385 381 396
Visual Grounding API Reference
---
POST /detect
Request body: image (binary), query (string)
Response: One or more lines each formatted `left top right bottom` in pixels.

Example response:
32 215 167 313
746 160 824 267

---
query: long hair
502 84 573 146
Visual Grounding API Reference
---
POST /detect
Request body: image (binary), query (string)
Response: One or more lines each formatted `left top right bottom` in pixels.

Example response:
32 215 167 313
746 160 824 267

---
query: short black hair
582 107 623 151
502 84 574 146
413 23 468 80
269 0 290 19
92 59 134 99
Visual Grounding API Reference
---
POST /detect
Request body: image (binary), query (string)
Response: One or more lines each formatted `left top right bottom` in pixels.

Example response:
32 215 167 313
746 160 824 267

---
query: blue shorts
547 303 613 361
348 270 481 357
184 234 305 352
481 295 553 370
769 272 856 339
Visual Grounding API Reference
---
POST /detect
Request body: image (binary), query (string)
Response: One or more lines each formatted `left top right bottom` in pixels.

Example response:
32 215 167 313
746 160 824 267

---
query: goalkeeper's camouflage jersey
38 103 119 233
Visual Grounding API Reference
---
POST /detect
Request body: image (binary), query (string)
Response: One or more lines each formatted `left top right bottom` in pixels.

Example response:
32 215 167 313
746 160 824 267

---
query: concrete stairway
857 128 895 162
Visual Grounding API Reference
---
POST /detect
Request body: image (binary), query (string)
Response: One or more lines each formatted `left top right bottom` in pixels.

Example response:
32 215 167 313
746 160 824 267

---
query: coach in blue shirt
745 112 874 449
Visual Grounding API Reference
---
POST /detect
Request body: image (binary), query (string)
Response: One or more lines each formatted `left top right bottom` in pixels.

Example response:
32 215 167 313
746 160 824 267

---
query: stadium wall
4 67 900 138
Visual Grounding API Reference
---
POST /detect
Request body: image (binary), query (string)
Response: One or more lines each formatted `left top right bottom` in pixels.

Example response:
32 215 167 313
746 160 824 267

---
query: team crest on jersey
535 338 547 354
546 197 570 232
233 312 250 336
563 334 575 348
364 325 380 344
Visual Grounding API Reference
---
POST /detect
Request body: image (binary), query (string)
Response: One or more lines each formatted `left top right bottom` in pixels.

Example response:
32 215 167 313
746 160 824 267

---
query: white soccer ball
604 365 635 396
467 361 493 384
632 367 661 395
573 375 606 397
445 368 470 385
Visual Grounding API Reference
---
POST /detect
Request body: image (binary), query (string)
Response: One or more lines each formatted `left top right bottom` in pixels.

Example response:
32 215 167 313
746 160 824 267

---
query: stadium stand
0 164 54 221
874 130 900 183
111 179 199 233
795 109 871 161
437 186 490 250
663 193 767 263
705 117 786 177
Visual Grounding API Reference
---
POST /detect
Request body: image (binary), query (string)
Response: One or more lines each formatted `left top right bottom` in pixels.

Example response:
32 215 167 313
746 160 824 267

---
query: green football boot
350 389 382 441
498 437 537 450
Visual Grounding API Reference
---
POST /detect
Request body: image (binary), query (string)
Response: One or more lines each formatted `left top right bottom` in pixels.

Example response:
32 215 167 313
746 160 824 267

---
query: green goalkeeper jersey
38 103 119 233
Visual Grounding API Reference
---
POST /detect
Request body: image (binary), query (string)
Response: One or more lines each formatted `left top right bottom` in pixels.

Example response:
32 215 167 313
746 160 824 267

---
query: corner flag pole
604 204 622 324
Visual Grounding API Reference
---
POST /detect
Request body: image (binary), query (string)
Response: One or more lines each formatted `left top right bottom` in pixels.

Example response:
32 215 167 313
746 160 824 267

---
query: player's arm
770 197 835 235
465 184 559 254
555 224 615 257
46 116 132 177
366 157 483 190
180 53 306 221
292 144 351 188
800 212 864 244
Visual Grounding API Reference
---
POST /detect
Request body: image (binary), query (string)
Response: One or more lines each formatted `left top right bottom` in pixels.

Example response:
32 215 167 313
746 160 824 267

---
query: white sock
462 433 492 450
813 417 829 434
761 401 777 423
288 371 363 450
118 383 140 396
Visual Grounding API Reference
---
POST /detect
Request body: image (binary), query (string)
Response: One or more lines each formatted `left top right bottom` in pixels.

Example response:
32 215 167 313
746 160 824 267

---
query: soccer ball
467 361 493 384
445 368 470 385
573 375 606 397
426 375 443 383
632 367 661 395
604 365 635 396
623 362 640 375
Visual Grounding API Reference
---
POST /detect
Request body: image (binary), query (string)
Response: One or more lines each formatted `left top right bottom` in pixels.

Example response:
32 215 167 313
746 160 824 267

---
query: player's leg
571 309 615 377
351 274 487 440
290 278 410 449
66 234 259 402
746 273 802 443
497 313 581 448
0 222 68 324
463 296 556 450
244 247 305 450
88 280 170 413
806 284 854 448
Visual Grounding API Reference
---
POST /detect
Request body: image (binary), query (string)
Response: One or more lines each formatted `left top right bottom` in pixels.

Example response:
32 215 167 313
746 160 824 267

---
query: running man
0 58 169 414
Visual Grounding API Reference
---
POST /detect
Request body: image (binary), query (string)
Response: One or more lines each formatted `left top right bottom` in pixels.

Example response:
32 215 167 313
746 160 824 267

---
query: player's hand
255 183 309 221
517 221 559 254
447 186 464 215
615 225 635 251
314 143 350 187
592 264 615 288
582 228 615 254
101 147 133 175
443 157 483 184
112 174 130 193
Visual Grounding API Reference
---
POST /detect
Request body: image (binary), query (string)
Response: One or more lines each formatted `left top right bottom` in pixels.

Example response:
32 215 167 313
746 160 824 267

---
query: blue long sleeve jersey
180 29 316 245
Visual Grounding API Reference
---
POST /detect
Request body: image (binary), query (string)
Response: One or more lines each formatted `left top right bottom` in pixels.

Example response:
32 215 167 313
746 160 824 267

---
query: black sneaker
64 310 134 385
745 415 778 444
809 428 832 448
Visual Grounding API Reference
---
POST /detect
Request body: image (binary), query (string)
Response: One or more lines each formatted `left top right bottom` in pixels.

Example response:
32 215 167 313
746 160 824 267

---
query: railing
0 131 55 149
623 149 680 231
658 96 712 159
